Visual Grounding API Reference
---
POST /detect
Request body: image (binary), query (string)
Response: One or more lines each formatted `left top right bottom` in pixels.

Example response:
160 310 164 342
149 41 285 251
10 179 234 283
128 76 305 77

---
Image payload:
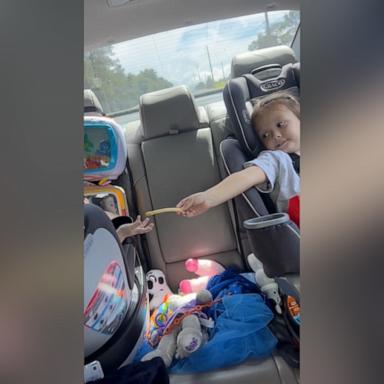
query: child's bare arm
177 166 266 217
206 166 266 206
116 215 154 241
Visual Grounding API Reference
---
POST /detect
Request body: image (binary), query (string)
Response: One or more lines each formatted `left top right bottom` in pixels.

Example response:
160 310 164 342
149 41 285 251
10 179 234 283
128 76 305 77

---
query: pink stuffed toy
179 258 225 294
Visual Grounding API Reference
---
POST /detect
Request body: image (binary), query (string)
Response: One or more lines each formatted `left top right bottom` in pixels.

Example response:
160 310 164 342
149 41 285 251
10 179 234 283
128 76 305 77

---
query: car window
85 10 300 123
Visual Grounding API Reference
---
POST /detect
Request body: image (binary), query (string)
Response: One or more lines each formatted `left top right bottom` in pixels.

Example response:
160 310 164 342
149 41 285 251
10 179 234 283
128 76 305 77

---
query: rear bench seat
124 85 299 383
125 85 244 291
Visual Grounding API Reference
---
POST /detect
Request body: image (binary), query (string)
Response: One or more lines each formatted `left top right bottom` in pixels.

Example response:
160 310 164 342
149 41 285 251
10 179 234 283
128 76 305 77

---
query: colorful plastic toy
83 116 127 181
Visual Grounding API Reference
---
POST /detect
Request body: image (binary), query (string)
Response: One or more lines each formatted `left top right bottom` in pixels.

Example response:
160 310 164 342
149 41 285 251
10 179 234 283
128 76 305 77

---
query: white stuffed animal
247 253 282 314
143 269 213 367
146 269 174 310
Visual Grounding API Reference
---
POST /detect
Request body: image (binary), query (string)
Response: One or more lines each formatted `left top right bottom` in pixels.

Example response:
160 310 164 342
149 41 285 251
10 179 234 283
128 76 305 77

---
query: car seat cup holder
244 212 289 228
243 213 300 278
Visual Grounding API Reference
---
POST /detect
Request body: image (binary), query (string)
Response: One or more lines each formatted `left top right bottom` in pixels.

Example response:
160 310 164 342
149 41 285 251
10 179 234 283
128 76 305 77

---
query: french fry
145 207 183 217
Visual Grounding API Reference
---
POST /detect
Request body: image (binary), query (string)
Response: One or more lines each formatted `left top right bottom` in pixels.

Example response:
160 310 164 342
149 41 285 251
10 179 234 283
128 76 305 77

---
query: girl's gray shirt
244 150 300 213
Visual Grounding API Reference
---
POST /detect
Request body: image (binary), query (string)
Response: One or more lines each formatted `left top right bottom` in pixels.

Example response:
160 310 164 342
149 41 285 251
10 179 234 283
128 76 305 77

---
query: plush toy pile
140 258 280 373
142 269 215 367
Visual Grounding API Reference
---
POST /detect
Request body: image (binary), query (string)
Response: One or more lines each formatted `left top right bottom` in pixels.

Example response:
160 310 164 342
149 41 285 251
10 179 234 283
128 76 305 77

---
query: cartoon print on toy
84 261 129 335
83 123 117 172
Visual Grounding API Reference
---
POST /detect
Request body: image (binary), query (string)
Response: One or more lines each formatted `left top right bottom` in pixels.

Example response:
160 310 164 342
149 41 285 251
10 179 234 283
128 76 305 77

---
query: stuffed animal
146 269 174 310
247 253 282 314
179 258 225 294
142 270 214 367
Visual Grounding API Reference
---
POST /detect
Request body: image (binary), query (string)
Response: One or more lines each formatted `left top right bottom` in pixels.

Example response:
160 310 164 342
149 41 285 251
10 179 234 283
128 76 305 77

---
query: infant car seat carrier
84 204 148 374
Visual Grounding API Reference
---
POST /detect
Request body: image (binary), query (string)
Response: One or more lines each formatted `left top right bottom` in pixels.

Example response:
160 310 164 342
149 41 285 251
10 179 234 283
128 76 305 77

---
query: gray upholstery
139 85 206 140
170 354 299 384
129 86 244 291
231 45 297 78
206 101 235 149
142 130 237 264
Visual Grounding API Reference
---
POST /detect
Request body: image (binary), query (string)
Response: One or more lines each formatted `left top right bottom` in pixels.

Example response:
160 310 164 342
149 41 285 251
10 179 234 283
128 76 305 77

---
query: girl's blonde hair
251 92 300 131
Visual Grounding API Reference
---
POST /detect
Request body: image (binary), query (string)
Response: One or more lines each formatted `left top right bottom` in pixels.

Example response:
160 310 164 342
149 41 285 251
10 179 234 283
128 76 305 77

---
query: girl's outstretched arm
177 166 266 217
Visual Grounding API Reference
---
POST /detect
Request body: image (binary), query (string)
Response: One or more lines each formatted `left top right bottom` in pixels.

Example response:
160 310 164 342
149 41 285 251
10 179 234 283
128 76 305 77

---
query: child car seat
223 49 301 369
83 91 149 374
222 47 300 278
84 203 148 374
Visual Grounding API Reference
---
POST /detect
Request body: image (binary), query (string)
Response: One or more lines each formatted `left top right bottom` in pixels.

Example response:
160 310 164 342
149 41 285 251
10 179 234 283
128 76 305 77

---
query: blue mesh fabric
170 293 277 373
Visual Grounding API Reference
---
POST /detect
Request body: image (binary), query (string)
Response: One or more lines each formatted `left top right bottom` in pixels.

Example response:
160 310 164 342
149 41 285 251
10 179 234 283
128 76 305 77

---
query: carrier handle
251 63 282 76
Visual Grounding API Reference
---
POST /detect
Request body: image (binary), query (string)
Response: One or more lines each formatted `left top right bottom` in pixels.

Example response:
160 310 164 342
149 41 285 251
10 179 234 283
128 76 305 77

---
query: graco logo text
260 78 286 92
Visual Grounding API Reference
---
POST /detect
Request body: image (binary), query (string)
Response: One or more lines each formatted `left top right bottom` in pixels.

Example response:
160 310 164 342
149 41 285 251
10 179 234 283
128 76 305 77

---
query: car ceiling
85 0 299 51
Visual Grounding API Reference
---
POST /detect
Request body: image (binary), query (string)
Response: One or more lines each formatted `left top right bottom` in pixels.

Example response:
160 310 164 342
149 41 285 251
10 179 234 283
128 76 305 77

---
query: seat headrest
224 62 300 158
231 45 296 78
84 89 104 116
140 86 201 140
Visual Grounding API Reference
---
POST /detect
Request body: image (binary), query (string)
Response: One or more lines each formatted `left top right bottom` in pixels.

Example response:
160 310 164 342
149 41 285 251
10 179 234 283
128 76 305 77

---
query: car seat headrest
224 62 300 158
84 89 105 116
231 45 297 79
139 85 201 140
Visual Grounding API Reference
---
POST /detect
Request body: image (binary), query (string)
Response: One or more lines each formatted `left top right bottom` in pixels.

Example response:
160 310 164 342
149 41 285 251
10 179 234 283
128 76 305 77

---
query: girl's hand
176 192 213 217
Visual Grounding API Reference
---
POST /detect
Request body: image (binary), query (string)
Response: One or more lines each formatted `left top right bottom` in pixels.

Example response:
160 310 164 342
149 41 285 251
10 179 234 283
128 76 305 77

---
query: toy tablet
84 116 127 181
84 185 129 217
145 207 182 217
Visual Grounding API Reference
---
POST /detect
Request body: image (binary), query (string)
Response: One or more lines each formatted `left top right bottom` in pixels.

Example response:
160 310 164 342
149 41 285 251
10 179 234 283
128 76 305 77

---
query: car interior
84 0 300 383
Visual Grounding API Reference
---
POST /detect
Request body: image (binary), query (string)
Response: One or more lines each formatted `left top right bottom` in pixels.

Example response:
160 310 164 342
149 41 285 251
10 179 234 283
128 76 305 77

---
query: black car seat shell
225 47 300 159
222 46 300 277
225 64 300 158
